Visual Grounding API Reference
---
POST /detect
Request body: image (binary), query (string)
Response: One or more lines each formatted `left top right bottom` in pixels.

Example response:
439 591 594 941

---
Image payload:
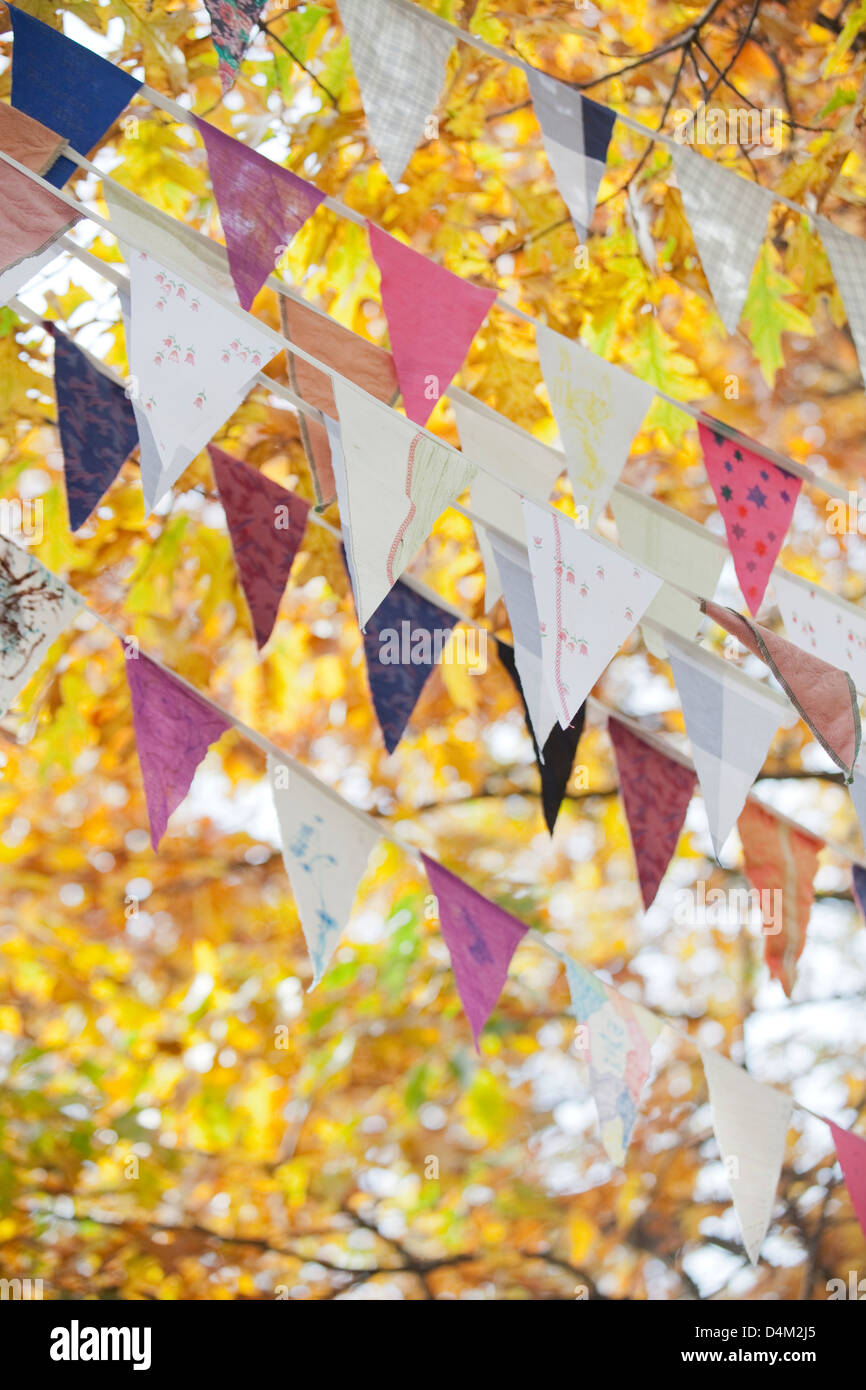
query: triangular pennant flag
848 766 866 850
665 635 784 858
608 718 696 909
368 223 496 427
9 5 142 188
536 326 654 524
565 958 662 1165
117 284 183 517
330 377 476 629
338 0 453 186
701 1048 792 1264
852 863 866 922
421 853 527 1050
194 118 325 311
673 145 773 333
106 180 236 298
526 68 616 241
488 533 558 750
523 497 663 729
124 249 279 506
774 570 866 697
46 323 139 531
737 799 822 996
496 638 586 834
828 1122 866 1240
0 537 82 715
699 420 801 615
0 241 64 307
820 218 866 387
356 578 459 754
0 104 81 274
268 755 379 987
125 653 231 850
0 96 65 174
703 599 861 779
209 445 310 648
203 0 266 92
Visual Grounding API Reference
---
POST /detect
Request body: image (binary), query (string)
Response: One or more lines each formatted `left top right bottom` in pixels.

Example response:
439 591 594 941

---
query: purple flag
421 853 527 1050
853 864 866 922
125 651 231 849
195 117 325 310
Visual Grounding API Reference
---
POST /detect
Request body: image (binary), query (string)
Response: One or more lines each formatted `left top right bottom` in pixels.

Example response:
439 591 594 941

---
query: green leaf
742 242 814 388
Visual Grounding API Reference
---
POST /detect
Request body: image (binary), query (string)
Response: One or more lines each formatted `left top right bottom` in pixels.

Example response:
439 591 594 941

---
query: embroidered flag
0 537 81 715
209 445 310 649
368 223 496 428
699 420 801 615
852 863 866 921
702 598 861 780
701 1048 792 1264
523 497 663 729
0 105 81 275
421 853 527 1050
338 0 453 186
820 218 866 386
330 377 476 629
536 326 654 524
268 755 379 987
566 958 662 1166
497 638 586 834
737 799 822 996
125 652 231 850
526 68 616 241
46 323 139 531
673 145 773 333
488 533 558 750
666 635 784 858
610 485 726 659
204 0 266 92
829 1121 866 1240
608 718 696 909
774 570 866 697
9 5 142 187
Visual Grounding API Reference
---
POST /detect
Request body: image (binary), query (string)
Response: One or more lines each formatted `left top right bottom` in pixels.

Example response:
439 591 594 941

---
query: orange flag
737 800 822 995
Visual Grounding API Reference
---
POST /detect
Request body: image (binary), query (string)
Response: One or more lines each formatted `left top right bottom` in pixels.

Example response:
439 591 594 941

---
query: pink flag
608 718 696 909
368 222 496 426
195 117 325 310
209 446 310 648
421 853 527 1050
125 651 231 849
699 421 801 615
829 1122 866 1239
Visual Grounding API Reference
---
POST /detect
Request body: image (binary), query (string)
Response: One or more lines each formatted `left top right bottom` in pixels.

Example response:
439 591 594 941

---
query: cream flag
0 242 63 305
105 181 236 297
0 536 82 716
774 569 866 696
820 218 866 386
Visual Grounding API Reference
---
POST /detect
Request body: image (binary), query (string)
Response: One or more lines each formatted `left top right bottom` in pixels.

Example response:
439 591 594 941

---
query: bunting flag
819 218 866 386
523 498 663 729
774 570 866 697
203 0 266 92
125 653 231 850
702 598 862 780
737 799 822 996
0 537 82 716
673 145 773 334
608 718 696 909
0 242 63 307
829 1121 866 1239
368 223 496 427
0 105 81 275
194 118 325 311
852 862 866 921
496 639 586 834
565 958 663 1166
536 326 654 524
268 755 379 987
282 295 399 509
9 5 142 188
0 96 65 174
488 533 558 750
338 0 453 187
117 285 181 517
847 767 866 851
701 1048 792 1265
421 853 527 1050
610 486 726 659
526 68 616 241
665 635 784 858
209 445 310 649
699 421 801 615
330 377 476 629
105 180 236 298
47 324 140 531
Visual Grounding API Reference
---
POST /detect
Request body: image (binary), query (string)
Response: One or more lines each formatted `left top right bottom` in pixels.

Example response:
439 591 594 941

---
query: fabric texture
820 218 866 386
203 0 266 91
0 103 81 275
852 862 866 922
0 537 82 716
527 68 616 240
489 533 558 750
608 717 696 909
0 242 63 308
829 1121 866 1240
774 570 866 697
106 181 236 297
497 637 586 834
737 799 822 996
0 98 65 174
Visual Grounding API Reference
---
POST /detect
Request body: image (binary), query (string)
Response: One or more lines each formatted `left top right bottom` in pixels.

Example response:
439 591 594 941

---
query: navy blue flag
47 324 139 531
853 864 866 922
9 6 141 188
496 638 586 835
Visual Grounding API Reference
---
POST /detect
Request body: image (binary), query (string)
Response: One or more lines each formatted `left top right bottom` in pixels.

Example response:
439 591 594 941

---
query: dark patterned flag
608 717 696 909
203 0 267 92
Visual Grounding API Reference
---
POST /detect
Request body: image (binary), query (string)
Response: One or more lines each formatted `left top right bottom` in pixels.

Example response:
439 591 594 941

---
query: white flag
338 0 453 187
536 325 654 524
0 241 63 306
849 763 866 849
332 377 475 629
673 146 773 334
820 218 866 386
701 1048 791 1264
268 756 380 988
774 569 866 696
523 497 662 729
488 532 558 750
0 537 81 715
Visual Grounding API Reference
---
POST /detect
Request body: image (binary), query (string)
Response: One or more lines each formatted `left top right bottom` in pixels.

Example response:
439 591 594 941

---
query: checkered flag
821 217 866 386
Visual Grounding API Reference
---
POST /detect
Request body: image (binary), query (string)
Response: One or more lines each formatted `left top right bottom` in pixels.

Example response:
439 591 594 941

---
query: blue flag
9 6 141 187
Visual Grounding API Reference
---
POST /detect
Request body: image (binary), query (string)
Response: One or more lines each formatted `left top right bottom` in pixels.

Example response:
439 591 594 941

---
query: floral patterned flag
737 799 822 997
496 638 586 835
0 103 81 275
774 569 866 697
209 445 310 649
0 537 82 716
608 718 696 909
828 1121 866 1240
268 755 379 988
203 0 266 92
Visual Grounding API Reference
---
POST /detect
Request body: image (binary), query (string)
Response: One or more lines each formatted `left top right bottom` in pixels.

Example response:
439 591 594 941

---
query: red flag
737 800 822 996
608 718 696 909
829 1121 866 1240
